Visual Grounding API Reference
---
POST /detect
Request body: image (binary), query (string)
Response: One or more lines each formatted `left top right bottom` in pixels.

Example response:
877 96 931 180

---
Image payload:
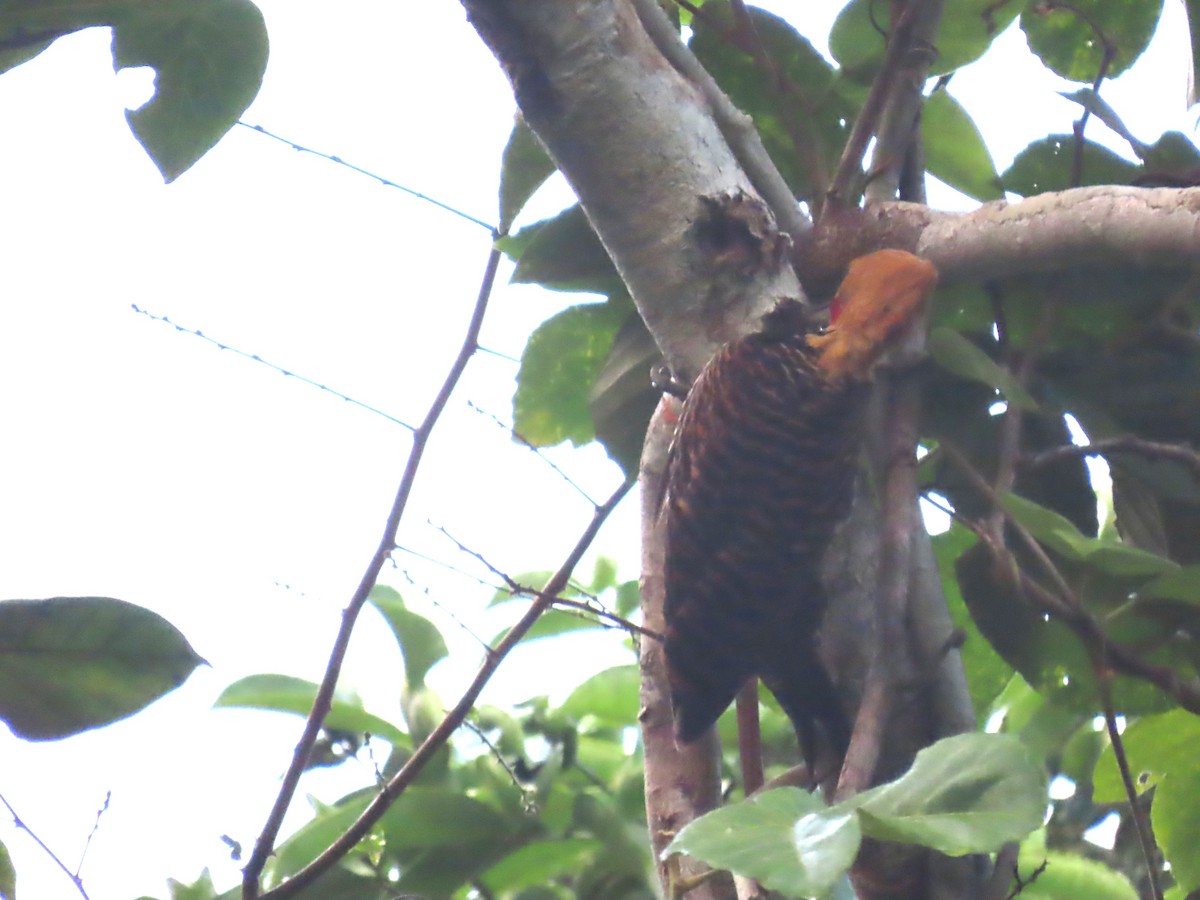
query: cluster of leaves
152 568 655 900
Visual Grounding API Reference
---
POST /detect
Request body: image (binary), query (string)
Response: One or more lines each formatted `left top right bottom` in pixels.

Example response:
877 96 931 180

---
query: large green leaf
690 1 851 200
213 673 409 747
589 311 660 477
368 586 447 689
514 299 629 448
0 838 13 900
498 117 556 234
931 525 1014 719
0 596 204 740
1013 832 1138 900
1001 135 1140 195
480 838 603 893
500 205 622 294
667 787 860 899
927 327 1037 410
851 733 1047 855
1022 0 1163 82
1093 710 1200 893
0 0 267 180
561 664 640 728
831 0 1022 78
922 90 1002 201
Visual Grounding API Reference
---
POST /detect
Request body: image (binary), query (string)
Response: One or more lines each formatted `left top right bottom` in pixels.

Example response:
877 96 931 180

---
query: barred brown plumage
662 249 938 753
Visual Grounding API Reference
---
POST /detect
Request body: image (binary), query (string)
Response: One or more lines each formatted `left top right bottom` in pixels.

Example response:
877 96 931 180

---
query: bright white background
0 2 1191 898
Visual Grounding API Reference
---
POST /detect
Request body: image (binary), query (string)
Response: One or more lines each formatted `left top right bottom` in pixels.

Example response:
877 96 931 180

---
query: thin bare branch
1023 437 1200 484
257 478 633 899
242 241 502 898
0 791 91 900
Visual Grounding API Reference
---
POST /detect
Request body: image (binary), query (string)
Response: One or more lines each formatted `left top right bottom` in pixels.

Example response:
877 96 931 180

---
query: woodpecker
661 249 938 752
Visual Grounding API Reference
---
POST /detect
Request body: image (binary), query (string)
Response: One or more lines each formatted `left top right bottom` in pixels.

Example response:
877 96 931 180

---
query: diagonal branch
242 241 502 898
258 477 634 899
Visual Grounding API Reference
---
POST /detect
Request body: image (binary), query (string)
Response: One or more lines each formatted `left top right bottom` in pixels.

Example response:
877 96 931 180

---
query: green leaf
1001 492 1178 577
0 1 270 180
589 310 660 477
514 299 629 448
1022 0 1164 82
691 2 850 201
831 0 1022 78
667 787 860 898
561 665 640 728
489 605 605 645
923 90 1002 201
852 734 1047 855
1059 89 1150 156
113 0 268 181
927 328 1038 410
499 117 556 233
165 868 219 900
1014 833 1138 900
213 674 408 747
0 596 205 740
0 838 13 900
1141 563 1200 602
932 525 1014 719
1093 710 1200 892
265 794 371 887
501 204 622 294
367 586 447 689
1001 135 1140 195
480 838 603 893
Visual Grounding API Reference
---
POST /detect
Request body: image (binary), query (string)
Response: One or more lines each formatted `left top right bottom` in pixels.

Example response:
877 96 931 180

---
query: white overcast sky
0 2 1192 899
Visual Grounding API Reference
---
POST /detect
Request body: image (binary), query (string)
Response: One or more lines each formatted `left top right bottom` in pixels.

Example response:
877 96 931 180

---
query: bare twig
0 791 90 900
1094 662 1164 900
242 242 502 898
257 478 634 899
1023 437 1200 484
237 123 495 232
630 0 811 243
735 681 765 795
76 791 110 881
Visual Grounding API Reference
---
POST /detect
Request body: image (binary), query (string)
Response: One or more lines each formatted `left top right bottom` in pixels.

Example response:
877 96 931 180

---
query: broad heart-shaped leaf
850 733 1046 855
0 596 205 740
1021 0 1163 82
1093 710 1200 893
831 0 1021 79
514 298 629 449
0 0 267 181
922 90 1002 201
927 327 1037 410
214 673 409 747
1002 135 1140 195
666 787 861 899
498 117 556 234
368 585 447 689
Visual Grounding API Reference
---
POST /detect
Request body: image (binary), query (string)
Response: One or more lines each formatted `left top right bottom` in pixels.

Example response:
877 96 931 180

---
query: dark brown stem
1094 661 1164 900
242 243 502 898
259 479 633 899
735 681 765 794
